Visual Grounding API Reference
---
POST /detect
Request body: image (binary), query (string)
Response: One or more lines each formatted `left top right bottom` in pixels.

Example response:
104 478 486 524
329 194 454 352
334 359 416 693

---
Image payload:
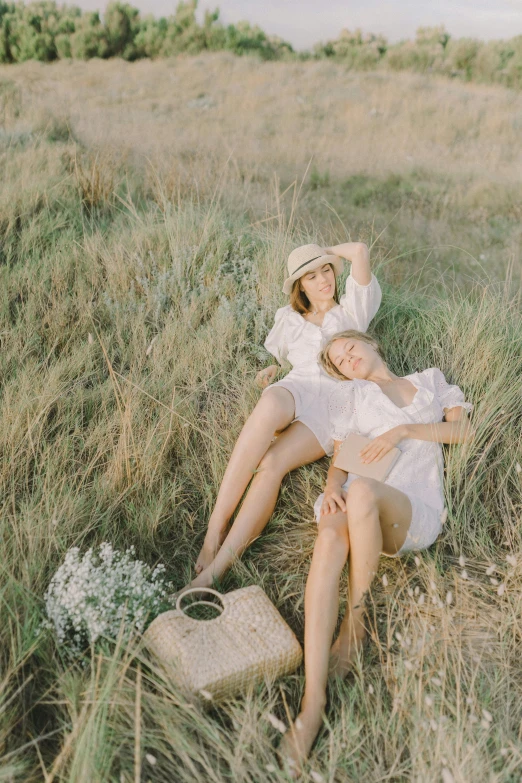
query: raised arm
359 407 473 464
324 242 371 286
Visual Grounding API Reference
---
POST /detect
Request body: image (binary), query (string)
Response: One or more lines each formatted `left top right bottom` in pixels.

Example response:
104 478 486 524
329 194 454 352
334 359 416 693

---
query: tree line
0 1 521 90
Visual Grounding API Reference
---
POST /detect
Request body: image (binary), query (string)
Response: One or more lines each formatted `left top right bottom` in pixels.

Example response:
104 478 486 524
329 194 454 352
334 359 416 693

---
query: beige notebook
334 433 401 482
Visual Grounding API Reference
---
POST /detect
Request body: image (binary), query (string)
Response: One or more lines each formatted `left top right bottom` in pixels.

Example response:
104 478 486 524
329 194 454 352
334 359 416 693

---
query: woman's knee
315 523 349 562
256 444 289 479
346 478 380 520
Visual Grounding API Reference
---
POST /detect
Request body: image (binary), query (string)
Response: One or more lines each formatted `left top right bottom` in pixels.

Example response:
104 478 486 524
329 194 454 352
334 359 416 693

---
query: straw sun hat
282 243 344 295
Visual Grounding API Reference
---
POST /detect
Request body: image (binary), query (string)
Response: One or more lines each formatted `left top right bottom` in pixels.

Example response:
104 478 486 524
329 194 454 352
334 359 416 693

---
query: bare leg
281 479 414 774
279 512 349 776
189 422 325 589
330 478 412 679
195 387 296 574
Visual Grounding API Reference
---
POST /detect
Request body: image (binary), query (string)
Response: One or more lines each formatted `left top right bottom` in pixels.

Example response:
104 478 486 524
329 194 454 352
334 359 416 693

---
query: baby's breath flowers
44 543 169 658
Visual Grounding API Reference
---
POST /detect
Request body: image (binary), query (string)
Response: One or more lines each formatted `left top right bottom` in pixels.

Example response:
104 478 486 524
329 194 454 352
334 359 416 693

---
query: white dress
263 272 382 455
313 368 473 556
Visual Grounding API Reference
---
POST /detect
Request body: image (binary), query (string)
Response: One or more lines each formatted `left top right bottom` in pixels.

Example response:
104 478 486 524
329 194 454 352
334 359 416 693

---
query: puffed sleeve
421 368 473 413
339 271 382 332
263 306 289 364
328 382 359 442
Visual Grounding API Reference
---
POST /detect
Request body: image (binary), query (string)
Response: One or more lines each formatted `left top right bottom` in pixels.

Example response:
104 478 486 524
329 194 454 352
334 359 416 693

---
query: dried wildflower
395 631 403 641
414 556 421 567
431 677 442 686
490 578 499 586
382 574 389 587
43 543 168 658
516 463 521 474
459 555 465 567
265 764 277 773
88 332 94 345
424 695 433 707
460 570 468 580
485 564 496 576
146 336 158 356
404 660 413 671
440 508 448 525
418 593 425 605
482 709 493 722
500 748 508 757
310 772 325 783
481 719 490 730
497 583 506 596
295 717 303 731
368 684 374 695
441 768 454 783
407 587 414 597
266 713 286 734
199 689 213 701
145 754 157 766
429 580 437 591
414 586 420 596
506 554 517 567
446 591 453 605
430 719 438 731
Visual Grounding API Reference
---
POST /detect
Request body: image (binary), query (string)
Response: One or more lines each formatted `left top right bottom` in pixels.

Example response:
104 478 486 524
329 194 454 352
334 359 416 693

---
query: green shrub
69 10 108 59
103 1 140 60
0 1 520 91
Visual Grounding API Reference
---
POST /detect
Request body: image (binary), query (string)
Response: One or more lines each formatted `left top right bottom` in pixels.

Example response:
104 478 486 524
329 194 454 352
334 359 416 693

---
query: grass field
1 53 521 781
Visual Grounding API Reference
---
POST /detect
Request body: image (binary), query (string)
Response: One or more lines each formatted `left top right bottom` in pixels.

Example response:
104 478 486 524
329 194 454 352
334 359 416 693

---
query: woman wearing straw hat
186 242 382 592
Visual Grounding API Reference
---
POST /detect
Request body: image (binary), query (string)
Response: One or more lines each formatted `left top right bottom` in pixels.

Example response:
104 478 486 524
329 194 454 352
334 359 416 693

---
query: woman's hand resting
255 365 278 389
359 425 405 463
321 485 347 515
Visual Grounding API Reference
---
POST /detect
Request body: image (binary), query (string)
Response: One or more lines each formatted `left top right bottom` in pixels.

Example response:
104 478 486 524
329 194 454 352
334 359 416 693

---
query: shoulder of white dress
414 368 444 386
273 304 293 319
329 379 364 402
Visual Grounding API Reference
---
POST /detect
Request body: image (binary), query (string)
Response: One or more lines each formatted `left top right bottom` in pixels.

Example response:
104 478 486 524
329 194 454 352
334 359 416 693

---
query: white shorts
262 369 340 456
313 486 444 557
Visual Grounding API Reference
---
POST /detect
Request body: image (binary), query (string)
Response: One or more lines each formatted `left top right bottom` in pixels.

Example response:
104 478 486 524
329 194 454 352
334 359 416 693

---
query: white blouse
264 273 382 367
328 368 473 511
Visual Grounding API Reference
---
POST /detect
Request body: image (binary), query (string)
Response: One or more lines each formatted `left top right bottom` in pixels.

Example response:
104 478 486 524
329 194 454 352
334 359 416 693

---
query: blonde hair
319 330 383 380
289 263 339 314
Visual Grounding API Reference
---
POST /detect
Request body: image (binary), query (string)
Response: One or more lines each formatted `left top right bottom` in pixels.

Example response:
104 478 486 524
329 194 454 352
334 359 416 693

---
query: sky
69 0 522 49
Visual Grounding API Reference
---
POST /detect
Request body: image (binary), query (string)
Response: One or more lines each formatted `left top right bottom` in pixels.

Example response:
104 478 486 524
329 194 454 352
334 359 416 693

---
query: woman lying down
279 329 473 776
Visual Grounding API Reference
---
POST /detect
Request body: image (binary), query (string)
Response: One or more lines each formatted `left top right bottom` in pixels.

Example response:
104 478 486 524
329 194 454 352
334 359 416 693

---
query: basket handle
175 587 225 614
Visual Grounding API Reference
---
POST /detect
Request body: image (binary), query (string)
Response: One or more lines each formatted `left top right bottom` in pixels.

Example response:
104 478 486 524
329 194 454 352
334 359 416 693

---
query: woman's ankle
340 611 367 640
205 517 229 539
301 690 327 713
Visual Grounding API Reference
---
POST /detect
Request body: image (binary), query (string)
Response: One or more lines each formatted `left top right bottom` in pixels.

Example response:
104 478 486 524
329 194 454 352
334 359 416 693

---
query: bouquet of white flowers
44 542 169 658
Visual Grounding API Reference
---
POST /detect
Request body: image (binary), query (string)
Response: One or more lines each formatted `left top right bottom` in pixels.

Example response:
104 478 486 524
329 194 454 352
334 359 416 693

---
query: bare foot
169 567 219 606
278 705 325 778
195 527 228 575
189 565 218 590
328 627 366 679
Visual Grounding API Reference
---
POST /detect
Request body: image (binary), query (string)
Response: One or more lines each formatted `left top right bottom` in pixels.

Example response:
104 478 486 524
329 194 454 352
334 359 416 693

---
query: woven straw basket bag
144 586 303 701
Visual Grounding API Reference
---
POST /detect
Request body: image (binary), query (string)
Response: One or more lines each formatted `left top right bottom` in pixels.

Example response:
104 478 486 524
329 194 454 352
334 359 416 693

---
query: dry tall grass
0 54 521 782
